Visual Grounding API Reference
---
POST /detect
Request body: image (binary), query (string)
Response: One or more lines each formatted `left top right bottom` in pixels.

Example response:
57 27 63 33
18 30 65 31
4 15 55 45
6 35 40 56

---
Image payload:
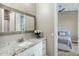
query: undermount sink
18 41 33 47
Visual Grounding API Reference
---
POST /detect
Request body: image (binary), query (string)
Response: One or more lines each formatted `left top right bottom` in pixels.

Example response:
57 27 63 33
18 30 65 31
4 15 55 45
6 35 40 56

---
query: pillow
58 31 70 36
59 32 66 36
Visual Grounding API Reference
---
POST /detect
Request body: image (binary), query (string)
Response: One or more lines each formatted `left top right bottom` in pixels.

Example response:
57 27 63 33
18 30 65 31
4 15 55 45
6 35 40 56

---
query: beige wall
58 11 78 42
36 3 58 56
1 3 36 15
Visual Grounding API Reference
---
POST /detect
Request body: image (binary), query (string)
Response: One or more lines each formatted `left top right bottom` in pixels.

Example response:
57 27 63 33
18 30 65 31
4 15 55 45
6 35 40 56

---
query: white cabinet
16 39 46 56
42 40 46 56
16 47 34 56
33 40 46 56
33 42 43 56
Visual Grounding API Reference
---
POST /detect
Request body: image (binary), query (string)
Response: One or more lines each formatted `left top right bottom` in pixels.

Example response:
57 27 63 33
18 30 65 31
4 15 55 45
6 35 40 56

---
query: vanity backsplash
0 33 35 48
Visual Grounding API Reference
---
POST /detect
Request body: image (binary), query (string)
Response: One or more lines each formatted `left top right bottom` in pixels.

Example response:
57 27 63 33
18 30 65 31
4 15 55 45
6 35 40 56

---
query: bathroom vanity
15 38 46 56
0 4 46 56
0 38 46 56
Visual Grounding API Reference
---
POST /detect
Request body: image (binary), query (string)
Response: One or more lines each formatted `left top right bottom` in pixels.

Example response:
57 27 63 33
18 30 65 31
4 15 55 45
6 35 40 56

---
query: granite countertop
0 38 45 56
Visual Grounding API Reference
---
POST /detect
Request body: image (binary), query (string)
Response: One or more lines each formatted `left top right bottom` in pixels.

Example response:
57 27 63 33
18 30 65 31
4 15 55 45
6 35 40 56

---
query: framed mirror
0 4 36 34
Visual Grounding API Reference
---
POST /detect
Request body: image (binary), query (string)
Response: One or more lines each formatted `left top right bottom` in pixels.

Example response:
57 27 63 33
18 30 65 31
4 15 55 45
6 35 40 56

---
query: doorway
57 3 79 56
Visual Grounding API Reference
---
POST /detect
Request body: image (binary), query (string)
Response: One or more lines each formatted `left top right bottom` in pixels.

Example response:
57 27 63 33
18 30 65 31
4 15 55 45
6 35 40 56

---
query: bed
58 31 72 51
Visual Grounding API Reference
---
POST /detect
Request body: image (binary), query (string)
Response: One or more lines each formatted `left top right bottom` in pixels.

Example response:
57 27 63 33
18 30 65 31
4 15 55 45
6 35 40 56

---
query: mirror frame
0 3 36 35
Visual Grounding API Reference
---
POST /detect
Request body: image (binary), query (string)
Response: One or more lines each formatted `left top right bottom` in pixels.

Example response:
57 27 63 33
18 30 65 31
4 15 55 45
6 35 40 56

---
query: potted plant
34 30 42 39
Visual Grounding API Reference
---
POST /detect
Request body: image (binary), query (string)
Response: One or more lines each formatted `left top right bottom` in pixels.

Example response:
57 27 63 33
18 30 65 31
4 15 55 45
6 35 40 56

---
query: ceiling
57 3 78 11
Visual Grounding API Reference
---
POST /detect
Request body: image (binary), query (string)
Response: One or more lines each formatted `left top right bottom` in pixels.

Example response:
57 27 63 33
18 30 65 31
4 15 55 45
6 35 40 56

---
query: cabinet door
17 47 34 56
42 40 46 56
33 42 43 56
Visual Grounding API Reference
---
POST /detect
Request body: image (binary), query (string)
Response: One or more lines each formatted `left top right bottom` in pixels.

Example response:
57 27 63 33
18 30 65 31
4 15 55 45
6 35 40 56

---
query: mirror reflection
0 6 35 32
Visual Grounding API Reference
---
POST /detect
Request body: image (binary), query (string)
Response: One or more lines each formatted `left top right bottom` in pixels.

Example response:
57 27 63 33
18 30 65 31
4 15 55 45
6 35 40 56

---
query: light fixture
58 5 65 14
